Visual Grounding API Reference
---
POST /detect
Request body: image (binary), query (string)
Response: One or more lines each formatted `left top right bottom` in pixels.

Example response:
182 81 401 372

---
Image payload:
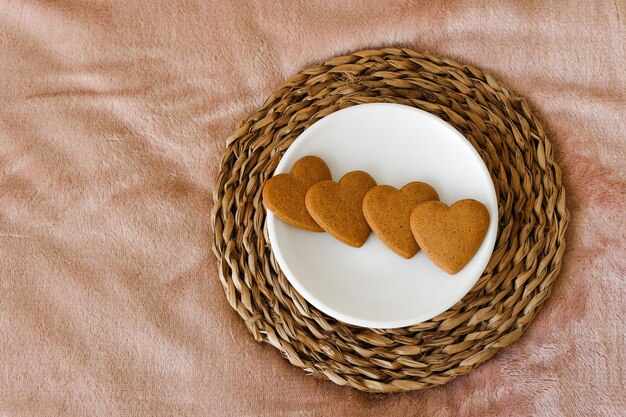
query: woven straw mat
211 48 569 393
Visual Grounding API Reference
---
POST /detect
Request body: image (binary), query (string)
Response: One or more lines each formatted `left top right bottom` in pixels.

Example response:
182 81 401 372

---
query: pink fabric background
1 1 625 415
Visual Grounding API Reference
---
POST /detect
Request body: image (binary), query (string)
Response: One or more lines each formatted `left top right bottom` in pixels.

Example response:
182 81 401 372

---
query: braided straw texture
211 48 569 393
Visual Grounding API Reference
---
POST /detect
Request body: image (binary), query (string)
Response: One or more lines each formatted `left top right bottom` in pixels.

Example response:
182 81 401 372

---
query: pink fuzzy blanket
1 1 624 416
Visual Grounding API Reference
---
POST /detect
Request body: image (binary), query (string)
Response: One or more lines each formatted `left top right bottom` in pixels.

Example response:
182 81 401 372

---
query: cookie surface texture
305 171 377 247
363 182 439 258
410 199 490 274
262 156 332 231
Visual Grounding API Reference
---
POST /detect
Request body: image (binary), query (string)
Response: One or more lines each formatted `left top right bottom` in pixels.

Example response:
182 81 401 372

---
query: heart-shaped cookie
362 182 439 258
410 199 490 274
305 171 377 247
262 156 332 231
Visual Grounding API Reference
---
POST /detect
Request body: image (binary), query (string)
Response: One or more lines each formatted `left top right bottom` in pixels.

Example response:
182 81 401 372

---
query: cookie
410 199 490 274
362 182 439 258
305 171 377 247
262 156 332 232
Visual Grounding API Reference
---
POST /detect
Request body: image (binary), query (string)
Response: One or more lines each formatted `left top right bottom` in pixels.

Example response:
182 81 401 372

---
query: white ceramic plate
267 103 498 328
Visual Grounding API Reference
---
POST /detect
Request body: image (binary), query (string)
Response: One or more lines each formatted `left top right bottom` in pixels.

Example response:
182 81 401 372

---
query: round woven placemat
211 48 569 392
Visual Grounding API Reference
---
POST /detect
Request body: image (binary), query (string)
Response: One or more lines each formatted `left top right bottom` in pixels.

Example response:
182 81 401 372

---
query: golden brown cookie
305 171 377 247
410 199 490 274
262 156 332 231
362 182 439 259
